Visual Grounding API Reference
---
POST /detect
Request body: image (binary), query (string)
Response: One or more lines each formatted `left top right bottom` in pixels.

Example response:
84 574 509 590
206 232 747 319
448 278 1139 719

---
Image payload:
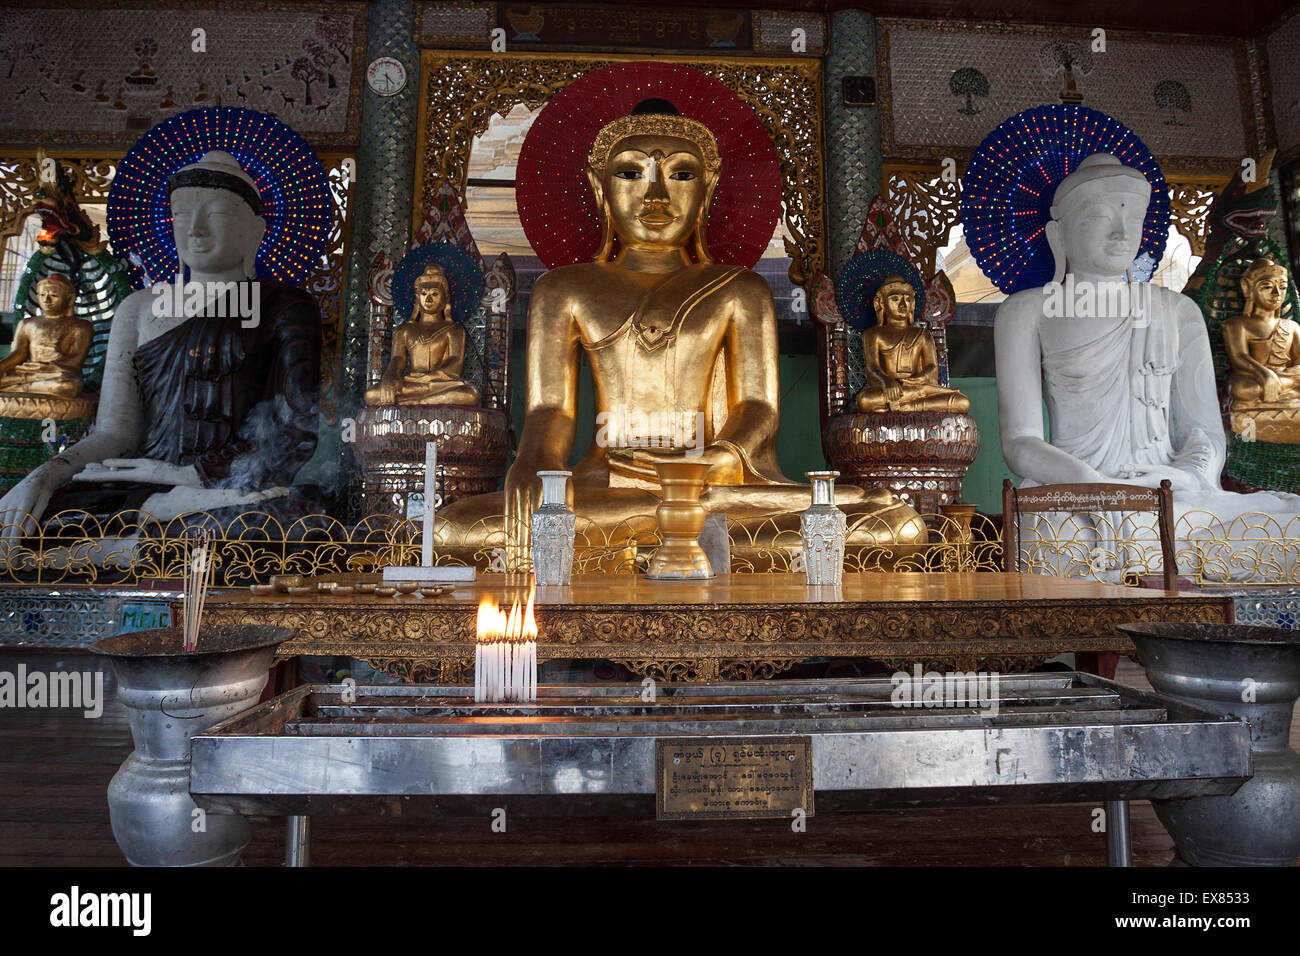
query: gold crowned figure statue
365 263 480 406
441 102 925 563
0 274 93 406
854 276 970 413
1224 257 1300 442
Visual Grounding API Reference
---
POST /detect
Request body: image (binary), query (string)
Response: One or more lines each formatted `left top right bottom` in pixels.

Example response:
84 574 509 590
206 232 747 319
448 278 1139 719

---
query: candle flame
523 583 537 640
476 596 500 643
475 590 538 644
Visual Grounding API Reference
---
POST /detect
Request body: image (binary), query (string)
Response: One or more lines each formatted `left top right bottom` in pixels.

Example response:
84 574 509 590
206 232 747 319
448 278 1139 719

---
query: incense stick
182 529 213 652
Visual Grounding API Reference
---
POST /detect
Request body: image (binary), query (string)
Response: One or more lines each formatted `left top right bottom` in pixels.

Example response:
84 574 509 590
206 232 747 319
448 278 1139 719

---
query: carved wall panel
0 3 367 151
879 18 1253 176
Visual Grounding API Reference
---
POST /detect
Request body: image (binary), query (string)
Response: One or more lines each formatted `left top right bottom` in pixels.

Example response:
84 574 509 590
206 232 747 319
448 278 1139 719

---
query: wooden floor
1 648 1291 867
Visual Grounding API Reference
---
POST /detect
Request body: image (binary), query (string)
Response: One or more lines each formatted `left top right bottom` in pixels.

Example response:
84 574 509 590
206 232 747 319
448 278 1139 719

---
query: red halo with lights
515 62 782 270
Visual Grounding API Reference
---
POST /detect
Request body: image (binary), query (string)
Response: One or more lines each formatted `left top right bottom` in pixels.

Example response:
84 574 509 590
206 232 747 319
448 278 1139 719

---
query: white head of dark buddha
168 150 266 281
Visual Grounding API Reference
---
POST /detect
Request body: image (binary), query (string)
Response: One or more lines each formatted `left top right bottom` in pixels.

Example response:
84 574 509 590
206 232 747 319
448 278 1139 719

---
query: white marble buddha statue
994 153 1299 579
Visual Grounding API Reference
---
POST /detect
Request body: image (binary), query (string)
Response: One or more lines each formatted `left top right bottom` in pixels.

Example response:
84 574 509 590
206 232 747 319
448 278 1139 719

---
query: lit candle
421 440 437 568
524 584 538 702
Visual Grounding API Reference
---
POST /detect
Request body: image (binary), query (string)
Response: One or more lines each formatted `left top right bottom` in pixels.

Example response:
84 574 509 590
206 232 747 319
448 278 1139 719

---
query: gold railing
1 507 1297 587
1013 509 1300 586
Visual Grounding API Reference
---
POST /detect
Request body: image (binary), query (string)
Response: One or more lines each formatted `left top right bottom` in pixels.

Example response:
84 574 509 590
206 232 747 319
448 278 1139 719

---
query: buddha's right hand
0 473 52 563
504 461 546 569
1262 371 1282 405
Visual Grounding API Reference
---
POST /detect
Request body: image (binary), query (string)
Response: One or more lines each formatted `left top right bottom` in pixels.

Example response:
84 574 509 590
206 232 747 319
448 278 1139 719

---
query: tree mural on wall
1038 40 1093 104
950 68 989 115
1154 79 1191 126
291 56 325 106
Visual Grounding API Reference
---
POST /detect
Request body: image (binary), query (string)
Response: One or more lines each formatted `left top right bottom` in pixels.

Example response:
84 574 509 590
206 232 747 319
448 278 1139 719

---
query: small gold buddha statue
441 101 924 562
1224 257 1300 441
365 263 480 406
854 276 969 414
0 274 92 400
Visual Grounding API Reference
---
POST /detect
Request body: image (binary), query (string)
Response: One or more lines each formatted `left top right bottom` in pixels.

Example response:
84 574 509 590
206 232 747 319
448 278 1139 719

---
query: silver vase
531 470 576 586
1118 622 1300 866
801 471 846 587
90 625 291 866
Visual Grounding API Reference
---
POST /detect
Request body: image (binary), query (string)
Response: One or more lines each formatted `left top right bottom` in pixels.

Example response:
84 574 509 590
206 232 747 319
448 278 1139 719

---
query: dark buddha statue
0 150 322 536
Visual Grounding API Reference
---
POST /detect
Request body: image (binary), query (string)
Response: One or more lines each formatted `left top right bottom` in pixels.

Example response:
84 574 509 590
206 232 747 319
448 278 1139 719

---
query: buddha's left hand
140 485 289 522
608 445 743 485
1117 463 1202 492
73 459 201 487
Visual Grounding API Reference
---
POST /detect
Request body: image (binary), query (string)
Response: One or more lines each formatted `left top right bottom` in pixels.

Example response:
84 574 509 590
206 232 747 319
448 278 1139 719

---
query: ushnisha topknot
1050 152 1150 220
587 114 722 176
168 149 264 216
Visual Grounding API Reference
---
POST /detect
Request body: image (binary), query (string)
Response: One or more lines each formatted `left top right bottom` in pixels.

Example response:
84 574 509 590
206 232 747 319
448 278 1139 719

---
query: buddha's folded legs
856 385 971 413
437 483 927 554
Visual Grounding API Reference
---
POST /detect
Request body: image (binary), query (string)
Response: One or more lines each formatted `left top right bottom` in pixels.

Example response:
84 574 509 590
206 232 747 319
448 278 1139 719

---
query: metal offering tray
191 673 1251 866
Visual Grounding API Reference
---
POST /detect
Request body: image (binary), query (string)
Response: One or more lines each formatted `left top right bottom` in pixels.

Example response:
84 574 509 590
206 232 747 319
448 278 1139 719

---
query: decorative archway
412 51 826 284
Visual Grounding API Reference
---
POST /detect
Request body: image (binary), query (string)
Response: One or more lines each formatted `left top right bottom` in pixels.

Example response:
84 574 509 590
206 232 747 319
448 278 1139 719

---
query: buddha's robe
44 280 322 524
1027 285 1300 581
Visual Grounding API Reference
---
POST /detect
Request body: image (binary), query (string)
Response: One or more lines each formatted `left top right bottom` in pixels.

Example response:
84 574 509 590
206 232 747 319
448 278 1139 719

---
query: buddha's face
602 134 709 249
874 282 915 327
1245 268 1287 314
1055 182 1149 278
415 280 448 319
171 186 264 274
35 279 73 317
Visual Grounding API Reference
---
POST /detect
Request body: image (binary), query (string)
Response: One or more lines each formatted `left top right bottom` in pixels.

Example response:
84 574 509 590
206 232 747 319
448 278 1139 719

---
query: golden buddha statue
365 264 480 406
855 276 969 414
1224 257 1300 442
0 274 92 401
441 103 924 562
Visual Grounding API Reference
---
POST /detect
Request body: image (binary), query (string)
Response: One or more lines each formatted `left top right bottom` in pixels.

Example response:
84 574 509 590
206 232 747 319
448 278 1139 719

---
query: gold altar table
189 573 1233 683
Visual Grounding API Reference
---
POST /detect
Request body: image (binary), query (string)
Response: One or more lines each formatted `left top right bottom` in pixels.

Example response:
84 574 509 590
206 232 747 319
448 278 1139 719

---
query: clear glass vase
531 470 576 585
801 471 846 586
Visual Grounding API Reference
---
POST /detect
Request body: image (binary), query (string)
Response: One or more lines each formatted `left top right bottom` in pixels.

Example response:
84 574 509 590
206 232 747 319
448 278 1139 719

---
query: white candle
474 642 482 703
421 440 437 568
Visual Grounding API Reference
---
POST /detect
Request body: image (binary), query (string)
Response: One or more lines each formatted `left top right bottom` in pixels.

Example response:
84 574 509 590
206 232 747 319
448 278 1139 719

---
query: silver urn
1118 622 1300 866
90 625 291 866
800 471 846 587
531 469 576 586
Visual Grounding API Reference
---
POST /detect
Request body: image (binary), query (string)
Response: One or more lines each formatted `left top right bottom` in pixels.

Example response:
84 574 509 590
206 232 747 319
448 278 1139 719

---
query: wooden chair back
1001 479 1177 590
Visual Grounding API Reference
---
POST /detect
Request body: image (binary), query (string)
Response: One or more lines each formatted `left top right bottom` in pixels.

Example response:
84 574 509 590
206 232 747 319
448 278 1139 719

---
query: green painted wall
952 376 1017 514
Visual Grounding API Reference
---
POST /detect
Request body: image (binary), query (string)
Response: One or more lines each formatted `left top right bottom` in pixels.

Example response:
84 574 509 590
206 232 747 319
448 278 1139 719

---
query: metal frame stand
286 815 311 867
1105 799 1132 867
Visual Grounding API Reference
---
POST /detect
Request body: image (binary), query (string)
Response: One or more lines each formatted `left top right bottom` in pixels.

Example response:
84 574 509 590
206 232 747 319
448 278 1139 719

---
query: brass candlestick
646 459 714 579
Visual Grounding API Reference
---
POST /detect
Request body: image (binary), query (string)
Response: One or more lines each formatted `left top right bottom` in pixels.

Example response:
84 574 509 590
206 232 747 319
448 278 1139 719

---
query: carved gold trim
312 152 357 425
0 150 120 240
1167 175 1231 258
880 163 1233 277
191 593 1231 683
412 50 825 283
882 162 961 277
